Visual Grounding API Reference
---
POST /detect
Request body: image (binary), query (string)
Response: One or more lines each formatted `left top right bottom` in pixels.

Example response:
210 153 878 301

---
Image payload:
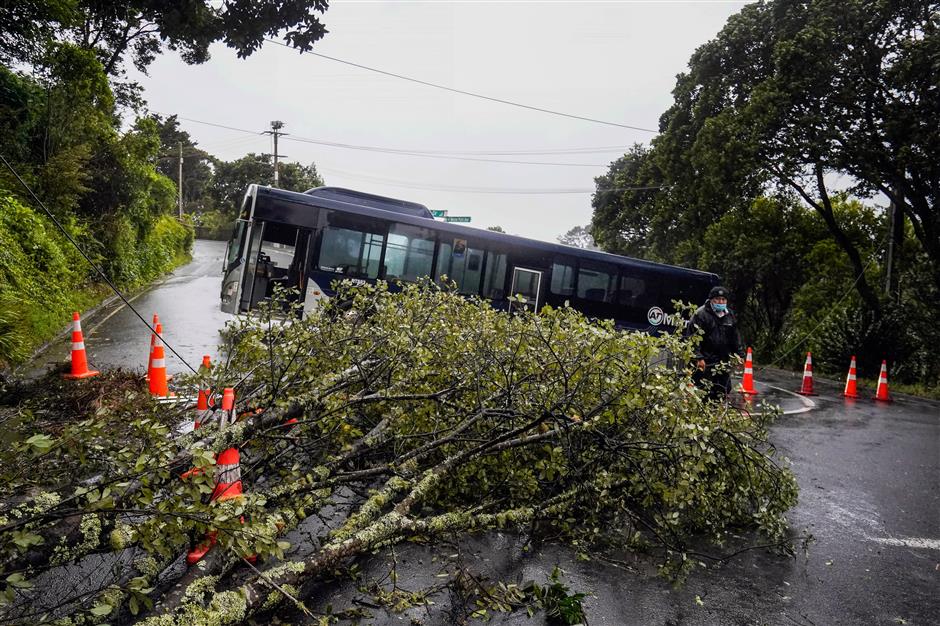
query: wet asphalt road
27 239 231 378
25 242 940 624
293 376 938 626
563 371 940 626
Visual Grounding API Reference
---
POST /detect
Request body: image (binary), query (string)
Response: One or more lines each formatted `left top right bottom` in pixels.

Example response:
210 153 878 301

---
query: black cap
708 285 730 299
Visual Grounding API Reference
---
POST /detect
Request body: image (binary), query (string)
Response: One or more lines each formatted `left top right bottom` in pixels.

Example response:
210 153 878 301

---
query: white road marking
865 536 940 550
764 384 817 415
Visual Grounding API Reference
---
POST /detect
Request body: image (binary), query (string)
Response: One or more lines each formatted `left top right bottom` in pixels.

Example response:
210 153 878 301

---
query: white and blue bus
220 185 719 330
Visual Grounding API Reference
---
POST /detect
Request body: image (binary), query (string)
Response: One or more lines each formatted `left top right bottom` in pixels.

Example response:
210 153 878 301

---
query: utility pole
178 143 184 219
263 121 288 187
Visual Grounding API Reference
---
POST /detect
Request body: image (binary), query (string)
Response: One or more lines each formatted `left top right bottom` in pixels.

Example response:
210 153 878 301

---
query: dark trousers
692 363 732 401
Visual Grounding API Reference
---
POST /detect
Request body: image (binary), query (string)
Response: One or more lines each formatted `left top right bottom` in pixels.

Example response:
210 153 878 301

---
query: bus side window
317 214 385 279
436 241 483 294
483 252 507 299
385 223 435 281
577 263 615 302
618 275 646 306
551 260 576 296
668 279 699 309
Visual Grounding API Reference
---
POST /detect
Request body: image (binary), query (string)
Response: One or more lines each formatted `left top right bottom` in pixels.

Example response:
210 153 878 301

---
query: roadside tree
655 0 938 306
209 154 324 218
557 225 598 250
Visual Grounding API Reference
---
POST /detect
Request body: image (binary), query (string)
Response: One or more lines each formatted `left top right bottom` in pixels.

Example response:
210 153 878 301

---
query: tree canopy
0 45 194 365
591 0 939 385
0 1 330 75
658 0 937 301
208 153 324 219
557 225 598 250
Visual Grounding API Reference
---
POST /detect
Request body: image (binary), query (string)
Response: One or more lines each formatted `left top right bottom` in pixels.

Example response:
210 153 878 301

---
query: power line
283 135 607 167
263 39 658 133
167 114 630 166
174 117 262 136
318 164 659 194
759 231 891 372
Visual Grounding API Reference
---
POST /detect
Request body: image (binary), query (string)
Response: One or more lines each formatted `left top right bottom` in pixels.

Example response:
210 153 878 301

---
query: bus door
509 267 543 313
221 219 254 314
242 221 312 313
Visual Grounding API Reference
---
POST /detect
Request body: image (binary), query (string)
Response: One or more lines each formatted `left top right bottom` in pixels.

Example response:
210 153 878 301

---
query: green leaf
90 603 113 616
25 434 54 453
11 531 43 549
5 573 33 589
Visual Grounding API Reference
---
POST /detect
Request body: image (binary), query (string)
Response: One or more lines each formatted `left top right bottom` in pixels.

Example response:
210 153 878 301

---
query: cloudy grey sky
134 0 745 242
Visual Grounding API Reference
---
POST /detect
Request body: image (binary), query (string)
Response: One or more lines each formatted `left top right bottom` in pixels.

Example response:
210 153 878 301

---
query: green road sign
431 210 448 217
445 216 472 223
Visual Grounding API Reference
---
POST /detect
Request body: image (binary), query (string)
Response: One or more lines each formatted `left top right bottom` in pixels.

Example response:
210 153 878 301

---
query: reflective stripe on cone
798 352 817 396
873 360 892 402
843 356 859 398
64 312 99 380
738 347 758 395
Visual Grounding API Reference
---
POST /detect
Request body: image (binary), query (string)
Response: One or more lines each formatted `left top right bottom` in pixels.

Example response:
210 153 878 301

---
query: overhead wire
316 164 659 194
757 230 891 372
163 114 629 167
283 135 607 167
0 154 200 376
169 114 631 157
157 113 645 193
262 38 658 133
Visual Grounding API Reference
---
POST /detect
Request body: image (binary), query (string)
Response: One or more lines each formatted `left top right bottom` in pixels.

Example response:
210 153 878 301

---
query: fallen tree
0 281 797 625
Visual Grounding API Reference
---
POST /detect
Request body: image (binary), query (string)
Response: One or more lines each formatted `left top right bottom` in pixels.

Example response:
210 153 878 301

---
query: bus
220 185 719 330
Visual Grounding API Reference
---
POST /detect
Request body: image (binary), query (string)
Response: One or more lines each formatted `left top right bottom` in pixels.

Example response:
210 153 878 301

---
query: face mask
712 303 728 313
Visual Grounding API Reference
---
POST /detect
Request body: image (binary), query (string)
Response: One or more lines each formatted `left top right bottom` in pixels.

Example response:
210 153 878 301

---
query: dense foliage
0 1 330 107
591 0 938 386
0 0 337 366
0 283 797 624
0 49 194 367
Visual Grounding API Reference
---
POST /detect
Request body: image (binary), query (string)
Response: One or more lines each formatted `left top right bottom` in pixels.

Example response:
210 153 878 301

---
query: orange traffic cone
148 323 169 397
63 312 99 379
194 355 214 429
187 388 249 565
873 360 892 402
217 387 235 426
738 347 758 395
210 446 244 502
144 314 159 381
843 355 859 399
797 352 817 396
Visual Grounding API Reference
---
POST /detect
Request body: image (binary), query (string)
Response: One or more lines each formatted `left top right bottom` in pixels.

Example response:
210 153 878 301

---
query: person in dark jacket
685 285 746 400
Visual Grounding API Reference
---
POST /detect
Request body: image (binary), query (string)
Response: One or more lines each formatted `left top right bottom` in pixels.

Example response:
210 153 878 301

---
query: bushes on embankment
0 46 193 368
0 192 191 367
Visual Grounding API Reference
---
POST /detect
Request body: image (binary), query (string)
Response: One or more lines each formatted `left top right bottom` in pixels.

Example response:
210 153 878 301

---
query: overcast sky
133 0 745 242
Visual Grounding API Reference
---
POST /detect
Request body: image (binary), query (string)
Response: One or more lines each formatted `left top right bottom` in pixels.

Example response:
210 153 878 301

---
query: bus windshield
226 220 248 268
